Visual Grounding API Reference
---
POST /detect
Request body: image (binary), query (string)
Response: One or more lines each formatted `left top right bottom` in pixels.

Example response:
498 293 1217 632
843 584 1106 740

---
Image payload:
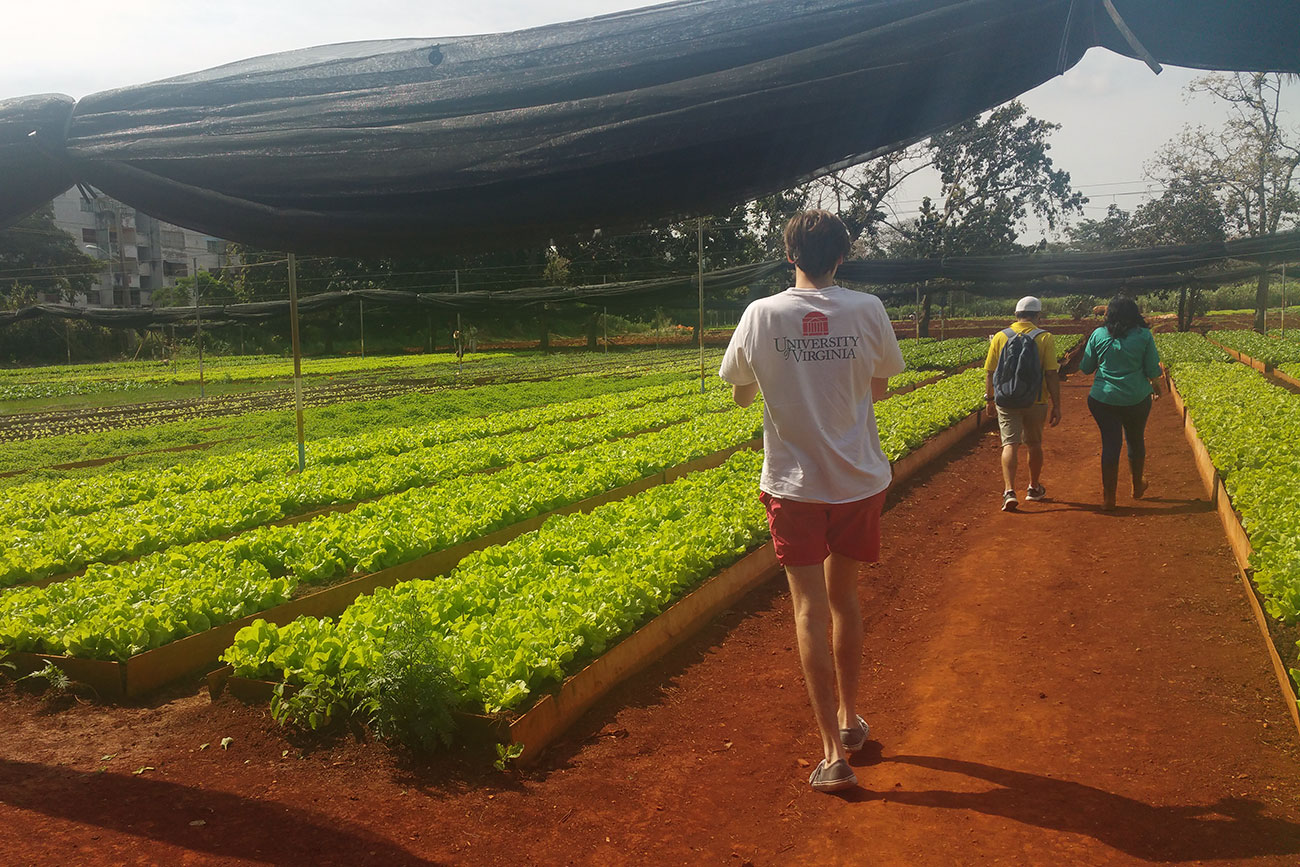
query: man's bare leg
825 552 864 731
785 561 847 766
1028 442 1044 488
1001 443 1019 492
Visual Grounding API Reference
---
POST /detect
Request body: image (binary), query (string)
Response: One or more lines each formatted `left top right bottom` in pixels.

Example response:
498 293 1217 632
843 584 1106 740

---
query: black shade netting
1 0 1297 256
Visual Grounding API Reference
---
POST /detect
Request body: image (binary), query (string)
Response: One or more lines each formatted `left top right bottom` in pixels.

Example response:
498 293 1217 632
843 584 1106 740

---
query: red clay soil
3 373 1300 866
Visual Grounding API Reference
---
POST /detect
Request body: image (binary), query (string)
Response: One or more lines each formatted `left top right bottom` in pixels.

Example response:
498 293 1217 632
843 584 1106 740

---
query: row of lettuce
0 349 718 443
228 453 769 733
0 358 716 478
1158 332 1300 692
0 346 669 399
221 370 988 734
0 337 990 585
0 363 961 588
0 368 986 669
0 379 738 585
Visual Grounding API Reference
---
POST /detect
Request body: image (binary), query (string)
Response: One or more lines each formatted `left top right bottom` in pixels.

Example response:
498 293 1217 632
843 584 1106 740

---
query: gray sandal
808 758 857 792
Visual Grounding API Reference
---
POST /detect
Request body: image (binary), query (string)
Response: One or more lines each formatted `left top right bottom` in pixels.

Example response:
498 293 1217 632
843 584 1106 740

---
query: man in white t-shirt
719 210 905 793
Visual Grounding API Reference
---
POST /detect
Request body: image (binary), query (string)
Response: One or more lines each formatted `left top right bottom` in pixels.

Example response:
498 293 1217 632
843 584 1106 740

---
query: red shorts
759 490 887 567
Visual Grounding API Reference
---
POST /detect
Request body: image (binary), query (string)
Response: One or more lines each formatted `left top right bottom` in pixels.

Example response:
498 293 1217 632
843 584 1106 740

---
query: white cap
1015 295 1042 314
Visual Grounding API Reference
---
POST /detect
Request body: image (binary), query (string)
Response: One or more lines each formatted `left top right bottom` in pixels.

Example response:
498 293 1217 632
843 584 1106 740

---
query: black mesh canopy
2 0 1297 256
5 230 1296 329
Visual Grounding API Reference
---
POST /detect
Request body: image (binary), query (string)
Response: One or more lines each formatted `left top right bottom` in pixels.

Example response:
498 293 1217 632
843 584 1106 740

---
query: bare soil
3 372 1299 866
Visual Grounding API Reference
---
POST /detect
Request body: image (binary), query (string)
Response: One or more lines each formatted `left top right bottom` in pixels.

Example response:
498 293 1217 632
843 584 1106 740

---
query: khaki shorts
997 403 1048 446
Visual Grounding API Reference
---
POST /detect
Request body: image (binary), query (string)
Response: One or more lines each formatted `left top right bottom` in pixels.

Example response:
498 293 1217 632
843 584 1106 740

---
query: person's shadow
839 751 1300 862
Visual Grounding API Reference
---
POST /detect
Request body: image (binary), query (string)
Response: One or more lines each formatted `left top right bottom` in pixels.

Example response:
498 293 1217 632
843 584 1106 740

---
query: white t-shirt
718 286 905 503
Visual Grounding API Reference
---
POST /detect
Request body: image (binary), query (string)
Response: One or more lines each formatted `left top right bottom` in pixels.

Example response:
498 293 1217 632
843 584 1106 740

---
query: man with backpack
984 296 1060 511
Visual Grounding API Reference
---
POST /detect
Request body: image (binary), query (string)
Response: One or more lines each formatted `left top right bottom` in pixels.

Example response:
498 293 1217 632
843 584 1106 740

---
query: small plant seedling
17 661 72 693
220 737 234 750
493 742 524 771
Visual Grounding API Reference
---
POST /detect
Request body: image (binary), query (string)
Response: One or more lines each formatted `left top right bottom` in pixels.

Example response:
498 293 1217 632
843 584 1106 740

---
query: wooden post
288 253 306 472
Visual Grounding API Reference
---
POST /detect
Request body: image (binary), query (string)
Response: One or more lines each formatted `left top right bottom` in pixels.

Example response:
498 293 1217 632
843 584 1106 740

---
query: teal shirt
1079 326 1162 406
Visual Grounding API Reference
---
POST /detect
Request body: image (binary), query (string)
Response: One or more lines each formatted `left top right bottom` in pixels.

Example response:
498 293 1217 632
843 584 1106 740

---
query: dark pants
1087 395 1152 466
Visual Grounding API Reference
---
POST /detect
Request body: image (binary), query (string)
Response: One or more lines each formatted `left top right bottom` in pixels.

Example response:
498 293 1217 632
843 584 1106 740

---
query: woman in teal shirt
1078 297 1164 510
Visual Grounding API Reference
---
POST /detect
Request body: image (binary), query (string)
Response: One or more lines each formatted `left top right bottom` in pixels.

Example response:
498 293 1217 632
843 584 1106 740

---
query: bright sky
4 0 1296 238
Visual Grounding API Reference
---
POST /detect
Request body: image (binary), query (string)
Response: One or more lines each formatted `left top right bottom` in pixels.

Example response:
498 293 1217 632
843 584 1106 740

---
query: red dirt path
3 373 1300 865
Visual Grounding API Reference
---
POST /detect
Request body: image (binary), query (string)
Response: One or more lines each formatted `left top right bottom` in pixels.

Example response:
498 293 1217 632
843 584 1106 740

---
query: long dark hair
1104 296 1148 339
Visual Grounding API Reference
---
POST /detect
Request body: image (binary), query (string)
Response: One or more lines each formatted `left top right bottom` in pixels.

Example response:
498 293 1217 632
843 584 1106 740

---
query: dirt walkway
3 373 1299 866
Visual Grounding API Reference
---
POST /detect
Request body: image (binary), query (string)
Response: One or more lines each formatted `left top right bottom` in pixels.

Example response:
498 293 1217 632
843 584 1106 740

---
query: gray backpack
993 327 1044 409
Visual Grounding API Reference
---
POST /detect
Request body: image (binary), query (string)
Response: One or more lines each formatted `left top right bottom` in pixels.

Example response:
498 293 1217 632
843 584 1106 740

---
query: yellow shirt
983 321 1058 405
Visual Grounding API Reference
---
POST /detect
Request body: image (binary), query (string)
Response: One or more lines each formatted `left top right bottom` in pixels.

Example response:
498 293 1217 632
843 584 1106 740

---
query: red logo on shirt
802 311 829 336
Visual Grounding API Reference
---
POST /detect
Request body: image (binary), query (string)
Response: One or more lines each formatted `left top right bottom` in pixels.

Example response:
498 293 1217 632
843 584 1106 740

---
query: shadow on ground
0 758 437 866
836 753 1300 863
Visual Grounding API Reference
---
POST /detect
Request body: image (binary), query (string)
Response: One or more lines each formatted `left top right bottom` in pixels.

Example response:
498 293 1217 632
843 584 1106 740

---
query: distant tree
750 145 931 254
891 101 1086 334
0 206 101 305
1067 175 1227 331
1067 204 1139 252
1150 72 1300 332
153 271 231 307
903 102 1086 259
0 207 104 363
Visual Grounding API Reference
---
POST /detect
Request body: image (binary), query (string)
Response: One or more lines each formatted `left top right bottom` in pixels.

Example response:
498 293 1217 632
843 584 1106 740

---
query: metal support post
359 297 366 358
288 253 306 472
698 217 705 393
193 257 205 399
455 269 463 377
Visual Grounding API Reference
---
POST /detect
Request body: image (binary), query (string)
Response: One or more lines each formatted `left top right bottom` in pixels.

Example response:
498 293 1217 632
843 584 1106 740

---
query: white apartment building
49 187 231 308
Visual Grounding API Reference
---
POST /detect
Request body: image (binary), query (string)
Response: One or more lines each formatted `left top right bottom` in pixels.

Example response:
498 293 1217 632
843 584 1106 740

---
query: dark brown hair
783 209 851 279
1104 295 1149 339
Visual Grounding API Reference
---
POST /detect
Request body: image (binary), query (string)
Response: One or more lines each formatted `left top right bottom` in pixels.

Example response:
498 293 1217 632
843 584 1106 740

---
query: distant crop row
0 382 741 587
0 362 705 478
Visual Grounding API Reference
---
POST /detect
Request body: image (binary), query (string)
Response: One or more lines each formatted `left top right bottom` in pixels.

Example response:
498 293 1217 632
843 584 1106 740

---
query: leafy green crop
876 368 985 461
898 337 989 371
1209 330 1300 366
224 451 771 732
1171 363 1300 623
0 404 764 660
0 381 738 586
1 367 984 667
1154 333 1231 364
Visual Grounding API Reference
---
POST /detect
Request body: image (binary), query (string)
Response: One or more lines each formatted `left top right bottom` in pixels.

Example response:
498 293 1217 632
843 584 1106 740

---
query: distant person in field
1078 296 1164 510
719 209 905 794
985 296 1061 512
